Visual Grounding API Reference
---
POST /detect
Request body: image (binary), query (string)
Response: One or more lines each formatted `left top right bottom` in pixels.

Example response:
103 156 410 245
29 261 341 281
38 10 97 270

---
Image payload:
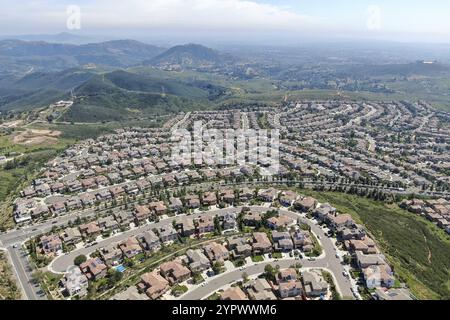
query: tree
108 269 123 286
74 254 87 266
263 264 277 281
212 261 224 275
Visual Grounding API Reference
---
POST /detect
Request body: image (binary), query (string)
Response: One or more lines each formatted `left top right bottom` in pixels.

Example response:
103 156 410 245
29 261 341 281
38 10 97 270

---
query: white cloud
84 0 315 30
0 0 318 33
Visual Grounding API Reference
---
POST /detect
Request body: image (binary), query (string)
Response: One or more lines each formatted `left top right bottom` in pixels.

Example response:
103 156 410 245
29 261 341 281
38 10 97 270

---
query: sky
1 0 450 45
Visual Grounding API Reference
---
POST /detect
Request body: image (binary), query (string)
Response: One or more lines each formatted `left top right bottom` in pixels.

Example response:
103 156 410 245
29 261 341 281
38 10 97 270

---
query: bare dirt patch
0 120 23 129
12 129 61 145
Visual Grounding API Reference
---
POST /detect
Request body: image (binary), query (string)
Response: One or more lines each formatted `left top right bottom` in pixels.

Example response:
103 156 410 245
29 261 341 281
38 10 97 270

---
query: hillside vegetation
300 190 450 300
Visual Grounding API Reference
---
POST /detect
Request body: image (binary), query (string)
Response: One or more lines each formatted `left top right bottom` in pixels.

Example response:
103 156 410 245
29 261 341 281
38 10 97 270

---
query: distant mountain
148 43 234 68
0 32 98 45
0 39 166 73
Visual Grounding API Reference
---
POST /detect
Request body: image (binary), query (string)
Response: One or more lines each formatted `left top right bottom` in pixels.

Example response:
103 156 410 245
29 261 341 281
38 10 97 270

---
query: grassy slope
0 134 75 229
299 190 450 300
0 251 21 299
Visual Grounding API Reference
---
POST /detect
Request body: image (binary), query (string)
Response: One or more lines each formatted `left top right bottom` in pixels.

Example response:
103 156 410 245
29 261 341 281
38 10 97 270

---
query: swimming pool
115 264 126 273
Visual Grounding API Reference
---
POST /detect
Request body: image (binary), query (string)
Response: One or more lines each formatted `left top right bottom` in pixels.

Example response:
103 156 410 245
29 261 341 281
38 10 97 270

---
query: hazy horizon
1 0 450 46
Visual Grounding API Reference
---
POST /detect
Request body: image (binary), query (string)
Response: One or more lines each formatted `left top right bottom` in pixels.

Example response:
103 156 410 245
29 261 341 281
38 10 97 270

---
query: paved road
7 247 47 300
181 259 348 300
50 207 241 273
177 208 354 300
2 179 447 249
51 205 353 299
1 179 446 300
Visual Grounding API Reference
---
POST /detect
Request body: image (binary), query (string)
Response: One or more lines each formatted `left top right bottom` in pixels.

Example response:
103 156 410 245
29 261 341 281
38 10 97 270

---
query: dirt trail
423 234 432 264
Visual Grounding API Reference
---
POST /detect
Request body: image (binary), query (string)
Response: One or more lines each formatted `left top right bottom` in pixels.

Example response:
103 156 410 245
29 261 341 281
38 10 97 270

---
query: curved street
48 205 354 299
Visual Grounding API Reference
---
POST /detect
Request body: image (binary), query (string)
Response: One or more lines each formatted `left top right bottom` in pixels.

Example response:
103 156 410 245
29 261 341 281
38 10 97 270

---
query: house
162 174 176 186
196 215 215 234
159 261 191 285
258 188 279 202
137 230 161 252
108 172 122 184
203 242 230 262
279 280 303 299
136 179 150 191
220 189 235 204
347 237 377 254
100 243 123 266
50 201 66 215
186 170 202 182
66 180 82 193
138 271 170 300
66 197 82 211
134 205 151 223
175 172 189 184
245 278 276 300
176 218 196 237
252 232 273 254
119 237 143 259
184 194 201 209
169 197 183 213
239 188 254 202
79 222 101 238
202 191 217 206
220 287 248 300
40 234 62 255
227 237 252 258
338 227 365 241
272 231 294 252
60 227 82 246
279 191 298 206
267 215 294 230
218 211 237 230
158 225 178 244
21 186 36 197
115 211 134 226
110 186 125 198
149 176 163 188
96 188 112 201
290 229 313 251
243 210 262 226
302 270 328 297
124 183 139 195
50 182 65 193
80 258 107 280
278 268 298 282
362 265 395 289
62 265 89 297
326 214 354 231
81 178 97 190
277 269 302 299
149 201 167 215
35 183 51 196
313 203 336 222
293 197 317 212
186 249 211 272
355 251 387 269
98 215 119 232
80 193 96 206
31 204 50 219
95 175 109 186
